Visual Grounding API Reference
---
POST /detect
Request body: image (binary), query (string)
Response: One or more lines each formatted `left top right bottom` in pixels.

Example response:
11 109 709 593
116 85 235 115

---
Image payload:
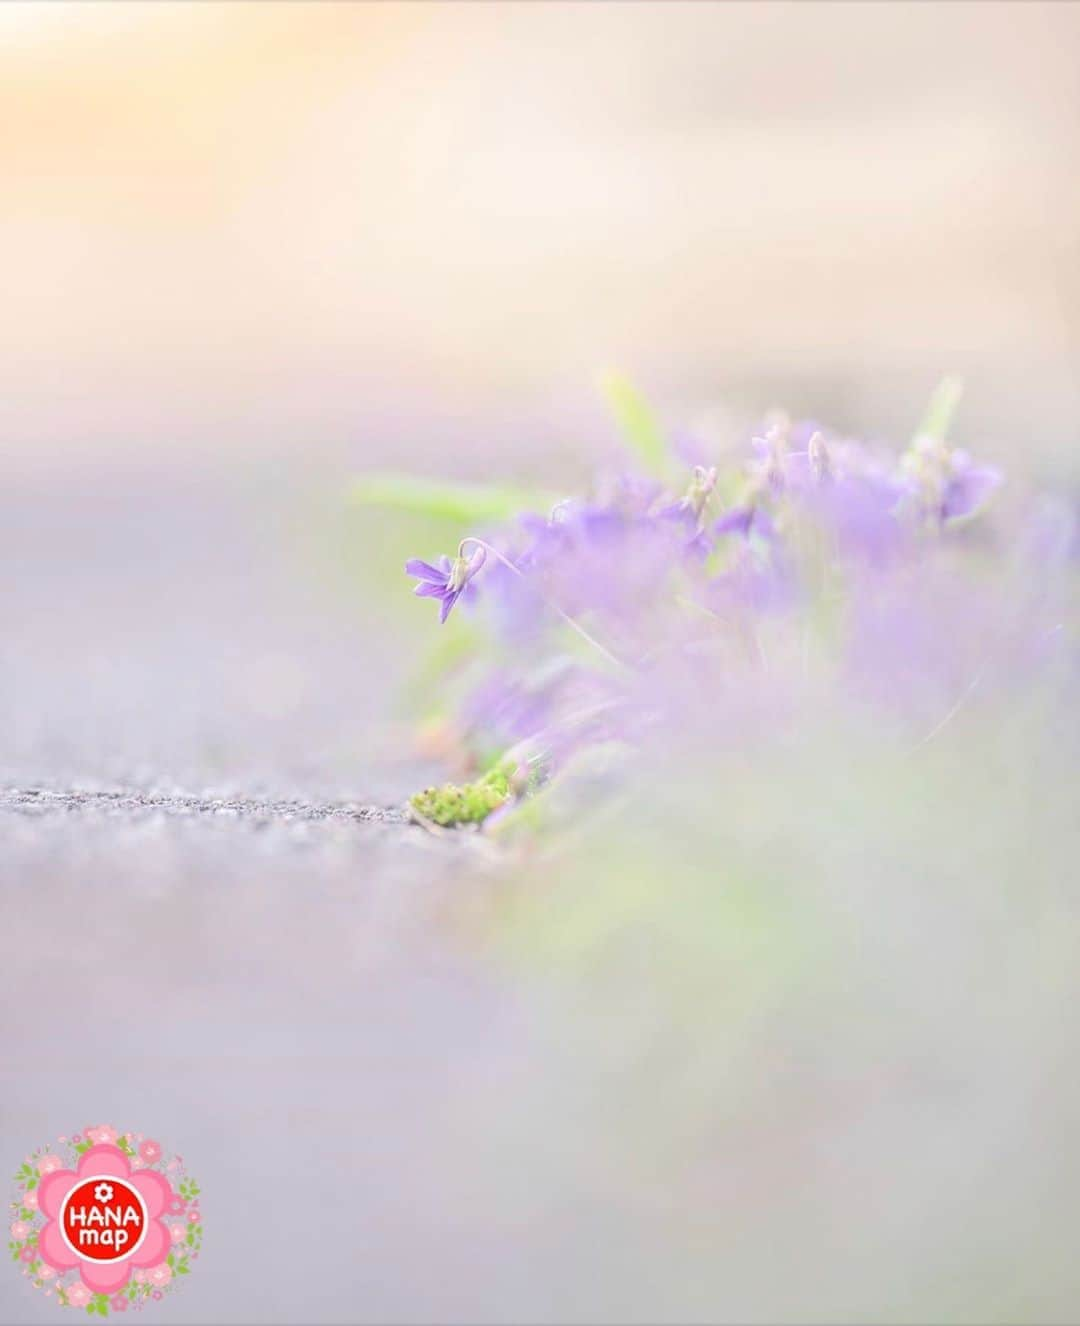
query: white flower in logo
93 1182 114 1204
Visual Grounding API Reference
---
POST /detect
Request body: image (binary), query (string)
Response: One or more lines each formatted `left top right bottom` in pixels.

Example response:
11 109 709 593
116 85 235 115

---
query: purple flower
396 406 1019 792
656 468 719 563
900 437 1002 526
657 466 717 524
941 451 1002 523
406 546 487 623
714 504 776 542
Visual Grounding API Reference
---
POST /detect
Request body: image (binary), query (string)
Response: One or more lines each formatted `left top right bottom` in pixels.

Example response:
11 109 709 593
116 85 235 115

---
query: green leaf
916 375 964 444
600 372 669 476
177 1264 190 1274
167 1253 175 1268
349 475 556 524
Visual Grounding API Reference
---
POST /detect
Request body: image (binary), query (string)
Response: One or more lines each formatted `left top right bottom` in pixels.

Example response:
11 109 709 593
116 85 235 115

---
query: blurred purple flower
399 408 1021 785
941 451 1002 523
714 504 777 542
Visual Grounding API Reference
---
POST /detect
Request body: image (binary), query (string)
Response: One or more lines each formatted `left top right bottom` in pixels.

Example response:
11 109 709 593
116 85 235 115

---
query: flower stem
458 537 627 670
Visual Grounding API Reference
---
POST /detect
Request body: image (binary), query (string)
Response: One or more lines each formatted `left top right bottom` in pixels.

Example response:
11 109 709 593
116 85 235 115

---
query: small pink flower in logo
148 1264 172 1289
152 1290 163 1301
86 1124 118 1146
65 1280 92 1308
139 1139 163 1165
23 1190 39 1211
18 1246 34 1264
36 1143 175 1296
166 1193 186 1215
111 1294 128 1312
133 1270 146 1285
188 1207 200 1224
39 1264 56 1281
10 1220 29 1240
169 1224 186 1244
36 1154 62 1176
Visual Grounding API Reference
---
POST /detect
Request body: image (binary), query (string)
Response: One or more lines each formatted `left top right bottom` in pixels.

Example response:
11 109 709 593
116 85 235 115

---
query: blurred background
2 6 1079 1323
3 1 1080 481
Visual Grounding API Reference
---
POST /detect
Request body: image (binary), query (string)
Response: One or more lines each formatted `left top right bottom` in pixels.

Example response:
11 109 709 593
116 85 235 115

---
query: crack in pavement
0 786 411 825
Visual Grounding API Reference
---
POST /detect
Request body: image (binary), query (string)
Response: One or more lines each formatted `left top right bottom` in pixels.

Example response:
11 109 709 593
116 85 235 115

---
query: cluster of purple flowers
403 409 1072 801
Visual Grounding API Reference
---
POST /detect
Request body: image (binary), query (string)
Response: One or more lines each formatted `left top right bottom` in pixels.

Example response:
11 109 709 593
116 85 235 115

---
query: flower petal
413 581 446 599
37 1219 79 1271
714 506 754 538
464 545 487 578
76 1144 131 1181
943 465 1001 522
439 589 460 624
38 1169 77 1221
129 1170 172 1220
405 558 448 584
131 1218 170 1269
81 1260 132 1295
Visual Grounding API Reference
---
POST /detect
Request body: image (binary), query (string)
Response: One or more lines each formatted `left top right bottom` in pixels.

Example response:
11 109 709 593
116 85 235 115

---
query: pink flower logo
9 1128 202 1315
36 1144 172 1296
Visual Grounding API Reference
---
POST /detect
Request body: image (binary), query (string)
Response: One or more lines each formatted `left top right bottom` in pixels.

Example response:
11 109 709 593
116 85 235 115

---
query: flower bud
808 431 832 481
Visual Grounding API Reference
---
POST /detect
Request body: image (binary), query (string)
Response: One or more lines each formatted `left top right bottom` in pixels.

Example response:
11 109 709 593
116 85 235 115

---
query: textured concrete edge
0 787 413 825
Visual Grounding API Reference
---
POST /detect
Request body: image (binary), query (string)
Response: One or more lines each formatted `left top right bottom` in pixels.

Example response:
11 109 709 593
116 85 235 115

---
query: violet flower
940 450 1002 523
714 504 776 542
900 437 1002 526
406 545 487 623
657 466 718 523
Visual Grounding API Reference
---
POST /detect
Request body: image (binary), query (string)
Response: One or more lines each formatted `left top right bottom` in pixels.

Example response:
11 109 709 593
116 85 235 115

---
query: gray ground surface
1 474 554 1325
0 787 409 825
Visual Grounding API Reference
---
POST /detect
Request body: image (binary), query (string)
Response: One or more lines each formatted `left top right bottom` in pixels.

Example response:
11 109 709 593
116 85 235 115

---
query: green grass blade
916 375 964 444
600 372 669 475
349 475 559 523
